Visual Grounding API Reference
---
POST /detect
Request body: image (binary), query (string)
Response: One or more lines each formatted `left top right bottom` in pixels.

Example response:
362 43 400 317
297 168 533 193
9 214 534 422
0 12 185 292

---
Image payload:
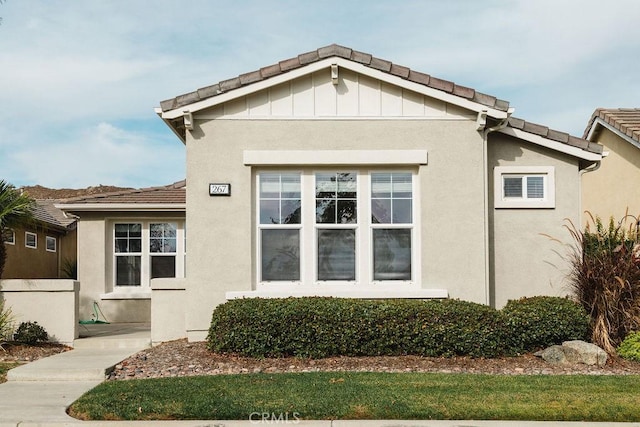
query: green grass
0 362 19 384
69 372 640 421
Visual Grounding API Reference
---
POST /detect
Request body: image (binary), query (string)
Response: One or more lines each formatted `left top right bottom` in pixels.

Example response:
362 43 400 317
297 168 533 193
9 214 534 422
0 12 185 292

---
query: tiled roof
159 44 601 157
61 180 186 205
32 200 76 230
159 43 510 114
584 108 640 144
508 117 603 155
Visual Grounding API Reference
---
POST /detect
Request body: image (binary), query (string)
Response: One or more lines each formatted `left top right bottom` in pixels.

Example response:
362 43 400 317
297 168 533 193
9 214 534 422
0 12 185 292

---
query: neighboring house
1 200 77 279
57 181 185 323
144 44 603 342
582 108 640 223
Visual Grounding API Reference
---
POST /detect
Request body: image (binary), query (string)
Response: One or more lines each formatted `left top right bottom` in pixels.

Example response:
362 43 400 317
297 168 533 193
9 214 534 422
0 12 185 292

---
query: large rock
534 341 608 366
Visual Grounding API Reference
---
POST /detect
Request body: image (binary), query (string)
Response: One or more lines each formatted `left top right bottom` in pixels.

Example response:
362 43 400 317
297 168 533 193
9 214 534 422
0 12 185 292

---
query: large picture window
113 221 185 292
257 170 416 287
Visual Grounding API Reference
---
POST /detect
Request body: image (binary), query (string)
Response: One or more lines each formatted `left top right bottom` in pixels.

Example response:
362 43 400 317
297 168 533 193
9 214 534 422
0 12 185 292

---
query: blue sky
1 0 638 189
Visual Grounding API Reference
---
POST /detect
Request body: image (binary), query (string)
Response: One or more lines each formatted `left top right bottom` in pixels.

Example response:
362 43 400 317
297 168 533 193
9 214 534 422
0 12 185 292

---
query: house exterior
56 181 185 323
582 108 640 223
146 44 603 342
1 200 77 280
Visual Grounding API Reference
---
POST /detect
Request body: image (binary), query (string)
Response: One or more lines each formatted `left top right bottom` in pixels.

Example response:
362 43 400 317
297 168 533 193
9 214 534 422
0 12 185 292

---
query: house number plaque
209 183 231 196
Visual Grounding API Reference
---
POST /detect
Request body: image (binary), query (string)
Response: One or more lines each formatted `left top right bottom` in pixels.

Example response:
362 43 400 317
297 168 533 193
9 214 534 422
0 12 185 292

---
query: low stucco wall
0 279 79 346
151 278 186 345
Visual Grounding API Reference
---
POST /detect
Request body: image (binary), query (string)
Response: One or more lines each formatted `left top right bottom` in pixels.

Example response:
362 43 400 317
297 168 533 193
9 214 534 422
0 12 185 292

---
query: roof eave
498 127 603 163
586 117 640 150
159 57 510 122
55 203 186 213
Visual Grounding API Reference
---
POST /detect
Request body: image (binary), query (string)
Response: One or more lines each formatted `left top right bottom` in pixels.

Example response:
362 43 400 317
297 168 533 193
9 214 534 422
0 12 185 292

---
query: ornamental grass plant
565 214 640 353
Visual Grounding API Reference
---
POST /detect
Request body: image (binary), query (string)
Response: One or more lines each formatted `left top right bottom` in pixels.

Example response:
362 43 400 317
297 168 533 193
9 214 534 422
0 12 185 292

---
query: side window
114 223 142 286
494 166 555 209
258 173 301 282
46 236 57 252
25 232 37 249
2 229 15 245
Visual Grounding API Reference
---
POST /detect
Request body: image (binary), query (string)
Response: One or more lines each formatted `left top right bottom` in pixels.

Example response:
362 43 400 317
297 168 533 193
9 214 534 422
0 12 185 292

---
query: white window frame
45 236 57 252
494 166 555 209
25 232 37 249
256 169 420 290
108 220 186 297
2 229 15 245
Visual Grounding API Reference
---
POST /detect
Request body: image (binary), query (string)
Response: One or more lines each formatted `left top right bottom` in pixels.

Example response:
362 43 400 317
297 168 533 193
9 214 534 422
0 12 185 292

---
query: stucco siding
582 128 640 223
185 118 488 339
488 133 580 308
2 227 65 279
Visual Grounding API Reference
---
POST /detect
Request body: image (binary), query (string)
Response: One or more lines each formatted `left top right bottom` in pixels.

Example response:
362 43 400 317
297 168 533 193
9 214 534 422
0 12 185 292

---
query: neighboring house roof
31 200 77 232
156 43 602 161
56 180 186 212
583 108 640 149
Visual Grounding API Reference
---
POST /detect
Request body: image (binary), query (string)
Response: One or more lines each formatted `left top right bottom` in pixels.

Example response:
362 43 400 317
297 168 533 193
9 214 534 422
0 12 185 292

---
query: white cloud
5 122 184 188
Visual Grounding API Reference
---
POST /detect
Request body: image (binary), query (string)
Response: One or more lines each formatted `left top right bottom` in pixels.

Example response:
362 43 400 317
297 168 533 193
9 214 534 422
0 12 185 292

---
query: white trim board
244 150 428 166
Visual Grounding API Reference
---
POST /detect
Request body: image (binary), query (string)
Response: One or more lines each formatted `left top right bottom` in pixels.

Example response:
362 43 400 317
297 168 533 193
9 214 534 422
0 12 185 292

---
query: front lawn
0 362 19 384
69 372 640 421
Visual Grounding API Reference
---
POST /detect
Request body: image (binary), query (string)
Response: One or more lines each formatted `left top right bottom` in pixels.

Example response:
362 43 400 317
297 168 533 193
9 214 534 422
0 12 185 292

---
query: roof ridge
160 43 510 114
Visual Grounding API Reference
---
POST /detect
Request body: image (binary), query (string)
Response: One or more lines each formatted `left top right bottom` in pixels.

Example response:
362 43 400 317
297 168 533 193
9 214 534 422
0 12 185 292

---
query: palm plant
0 180 35 278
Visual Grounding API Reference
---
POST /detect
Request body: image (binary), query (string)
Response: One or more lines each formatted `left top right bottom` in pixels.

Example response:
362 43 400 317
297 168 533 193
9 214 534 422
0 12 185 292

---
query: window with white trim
2 229 15 245
494 166 555 209
46 236 57 252
113 221 185 292
257 170 417 286
25 232 37 249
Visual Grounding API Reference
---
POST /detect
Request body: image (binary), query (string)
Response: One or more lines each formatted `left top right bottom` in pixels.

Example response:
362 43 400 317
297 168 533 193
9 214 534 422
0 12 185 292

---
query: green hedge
502 296 590 354
207 296 589 359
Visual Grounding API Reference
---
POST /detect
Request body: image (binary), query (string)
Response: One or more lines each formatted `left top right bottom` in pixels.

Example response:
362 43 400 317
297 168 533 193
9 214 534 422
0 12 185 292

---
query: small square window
46 236 57 252
25 232 37 249
2 229 15 245
494 166 555 209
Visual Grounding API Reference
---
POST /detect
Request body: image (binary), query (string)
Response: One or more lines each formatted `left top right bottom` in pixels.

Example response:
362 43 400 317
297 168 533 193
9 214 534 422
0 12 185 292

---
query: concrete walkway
1 324 639 426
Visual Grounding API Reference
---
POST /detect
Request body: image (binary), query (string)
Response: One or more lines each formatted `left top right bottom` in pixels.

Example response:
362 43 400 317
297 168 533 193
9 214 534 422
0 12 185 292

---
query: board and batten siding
198 68 473 119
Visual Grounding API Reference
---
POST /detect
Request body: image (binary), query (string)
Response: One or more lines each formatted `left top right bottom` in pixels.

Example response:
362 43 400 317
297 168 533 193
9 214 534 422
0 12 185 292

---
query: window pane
260 200 280 224
261 229 300 281
151 256 176 279
316 199 336 224
503 177 522 198
316 172 357 224
392 173 412 198
26 233 36 248
281 199 301 224
371 173 391 198
115 224 129 237
527 176 544 199
392 199 412 224
116 256 141 286
371 199 391 224
317 229 355 281
46 236 56 252
281 174 301 198
129 238 142 253
373 229 411 280
129 224 142 237
259 173 281 198
2 229 14 244
150 223 177 253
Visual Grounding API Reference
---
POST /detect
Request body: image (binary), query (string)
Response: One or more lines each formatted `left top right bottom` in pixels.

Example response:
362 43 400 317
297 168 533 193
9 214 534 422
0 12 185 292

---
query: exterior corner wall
151 277 187 345
0 279 79 346
184 118 489 340
488 133 581 308
582 128 640 224
76 214 108 321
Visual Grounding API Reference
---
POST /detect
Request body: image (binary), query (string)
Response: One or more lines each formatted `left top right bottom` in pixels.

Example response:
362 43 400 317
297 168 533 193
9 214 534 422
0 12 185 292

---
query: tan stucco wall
0 279 79 346
2 226 73 280
184 118 488 340
582 128 640 223
75 211 185 323
488 133 581 308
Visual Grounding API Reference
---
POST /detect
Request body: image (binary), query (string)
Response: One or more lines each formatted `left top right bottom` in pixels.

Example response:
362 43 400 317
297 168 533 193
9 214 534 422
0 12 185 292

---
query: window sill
226 288 448 300
100 291 151 300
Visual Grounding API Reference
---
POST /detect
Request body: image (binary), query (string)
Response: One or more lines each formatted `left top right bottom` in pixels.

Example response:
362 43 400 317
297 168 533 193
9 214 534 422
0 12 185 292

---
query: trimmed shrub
207 297 510 359
617 331 640 362
502 296 590 353
13 321 48 345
